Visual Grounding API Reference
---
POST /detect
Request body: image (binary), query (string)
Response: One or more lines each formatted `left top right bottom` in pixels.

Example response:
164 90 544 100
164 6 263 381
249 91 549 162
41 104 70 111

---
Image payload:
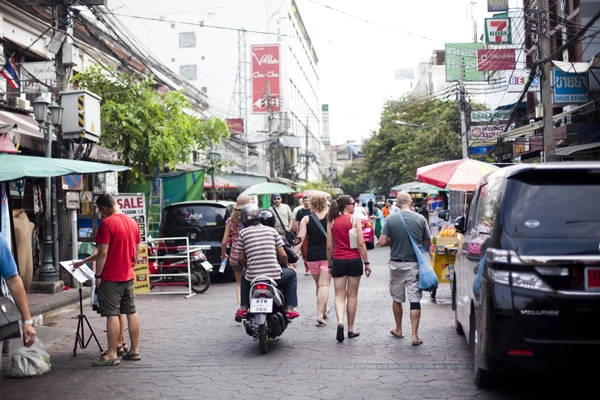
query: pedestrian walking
377 191 431 346
371 204 384 238
295 194 330 326
220 194 251 320
91 193 142 366
293 195 312 275
326 195 371 343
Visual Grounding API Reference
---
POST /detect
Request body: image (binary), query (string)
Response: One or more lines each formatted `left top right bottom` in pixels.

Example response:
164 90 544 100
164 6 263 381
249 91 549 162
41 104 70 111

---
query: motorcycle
148 239 213 293
243 275 290 354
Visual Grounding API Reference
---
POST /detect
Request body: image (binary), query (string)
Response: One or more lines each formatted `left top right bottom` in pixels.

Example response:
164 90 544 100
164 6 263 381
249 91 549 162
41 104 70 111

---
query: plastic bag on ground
5 337 51 378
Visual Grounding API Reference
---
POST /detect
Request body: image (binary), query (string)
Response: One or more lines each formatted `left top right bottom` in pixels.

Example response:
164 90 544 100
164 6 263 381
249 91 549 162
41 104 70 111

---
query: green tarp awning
0 152 129 181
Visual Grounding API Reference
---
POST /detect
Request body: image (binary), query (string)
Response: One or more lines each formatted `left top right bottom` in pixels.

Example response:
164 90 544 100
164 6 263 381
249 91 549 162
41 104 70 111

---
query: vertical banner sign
485 17 511 44
251 44 280 113
445 43 485 82
114 193 150 294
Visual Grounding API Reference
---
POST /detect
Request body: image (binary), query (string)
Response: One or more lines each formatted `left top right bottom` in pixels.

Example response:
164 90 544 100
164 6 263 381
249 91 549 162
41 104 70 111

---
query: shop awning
478 101 593 146
0 152 130 181
0 110 47 152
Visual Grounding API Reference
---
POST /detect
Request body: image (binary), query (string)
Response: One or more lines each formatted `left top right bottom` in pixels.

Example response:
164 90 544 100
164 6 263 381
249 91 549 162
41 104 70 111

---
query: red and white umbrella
293 189 332 199
416 159 499 191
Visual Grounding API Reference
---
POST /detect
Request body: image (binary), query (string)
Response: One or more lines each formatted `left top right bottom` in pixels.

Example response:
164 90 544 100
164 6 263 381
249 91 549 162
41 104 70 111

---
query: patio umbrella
416 159 499 191
0 152 130 181
203 176 237 189
292 189 331 199
240 182 294 196
391 181 444 194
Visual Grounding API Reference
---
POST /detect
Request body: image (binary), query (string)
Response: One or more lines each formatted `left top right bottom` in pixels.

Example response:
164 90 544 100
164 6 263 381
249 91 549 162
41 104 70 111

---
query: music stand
59 261 103 356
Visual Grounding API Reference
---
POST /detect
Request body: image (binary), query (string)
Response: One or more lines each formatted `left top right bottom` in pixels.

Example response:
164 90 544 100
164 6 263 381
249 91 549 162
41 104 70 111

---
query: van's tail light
487 268 552 291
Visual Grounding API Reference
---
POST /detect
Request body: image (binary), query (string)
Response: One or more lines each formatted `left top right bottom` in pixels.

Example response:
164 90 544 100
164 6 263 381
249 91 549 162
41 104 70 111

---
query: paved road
0 246 576 399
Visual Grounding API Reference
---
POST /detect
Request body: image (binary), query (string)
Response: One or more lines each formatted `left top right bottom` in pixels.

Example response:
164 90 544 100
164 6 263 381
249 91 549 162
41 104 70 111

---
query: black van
453 162 600 387
158 200 235 279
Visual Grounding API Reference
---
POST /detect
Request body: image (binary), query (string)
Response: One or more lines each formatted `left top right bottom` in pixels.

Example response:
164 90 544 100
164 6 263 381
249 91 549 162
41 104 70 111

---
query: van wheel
455 311 464 336
468 309 475 352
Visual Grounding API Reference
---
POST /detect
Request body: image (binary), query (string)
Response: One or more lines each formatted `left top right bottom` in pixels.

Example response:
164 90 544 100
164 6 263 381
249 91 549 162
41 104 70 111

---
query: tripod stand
73 285 103 357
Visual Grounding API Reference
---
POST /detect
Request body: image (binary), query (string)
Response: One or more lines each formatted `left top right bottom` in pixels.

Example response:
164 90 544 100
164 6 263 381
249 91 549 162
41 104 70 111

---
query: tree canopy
72 66 229 187
359 97 464 196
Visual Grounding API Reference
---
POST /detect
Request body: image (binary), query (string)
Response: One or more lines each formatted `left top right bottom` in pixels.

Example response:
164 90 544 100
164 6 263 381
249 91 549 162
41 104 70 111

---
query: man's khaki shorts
388 262 422 303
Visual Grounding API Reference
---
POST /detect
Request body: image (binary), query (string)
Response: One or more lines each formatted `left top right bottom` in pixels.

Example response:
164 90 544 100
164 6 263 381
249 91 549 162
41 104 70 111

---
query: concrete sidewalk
27 286 91 320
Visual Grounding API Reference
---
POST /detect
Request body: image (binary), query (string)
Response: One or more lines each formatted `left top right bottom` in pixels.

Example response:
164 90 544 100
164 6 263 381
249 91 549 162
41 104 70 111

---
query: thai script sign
552 69 588 104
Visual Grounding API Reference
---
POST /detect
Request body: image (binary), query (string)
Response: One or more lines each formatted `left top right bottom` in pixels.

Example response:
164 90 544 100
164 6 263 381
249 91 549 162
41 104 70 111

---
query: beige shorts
389 262 421 303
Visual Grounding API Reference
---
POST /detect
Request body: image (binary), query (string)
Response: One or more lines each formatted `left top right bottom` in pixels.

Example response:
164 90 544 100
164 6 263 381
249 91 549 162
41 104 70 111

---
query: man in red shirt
92 193 141 367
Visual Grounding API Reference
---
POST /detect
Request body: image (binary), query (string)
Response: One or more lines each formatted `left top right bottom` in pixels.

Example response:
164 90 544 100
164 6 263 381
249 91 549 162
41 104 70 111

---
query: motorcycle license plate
201 261 213 271
250 298 273 313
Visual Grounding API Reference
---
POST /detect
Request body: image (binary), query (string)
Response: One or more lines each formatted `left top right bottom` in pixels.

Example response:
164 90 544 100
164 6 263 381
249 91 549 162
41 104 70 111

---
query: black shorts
331 258 363 278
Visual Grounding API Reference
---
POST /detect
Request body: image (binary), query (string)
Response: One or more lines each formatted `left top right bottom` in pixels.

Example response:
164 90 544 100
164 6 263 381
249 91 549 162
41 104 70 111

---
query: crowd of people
1 190 432 369
219 190 431 345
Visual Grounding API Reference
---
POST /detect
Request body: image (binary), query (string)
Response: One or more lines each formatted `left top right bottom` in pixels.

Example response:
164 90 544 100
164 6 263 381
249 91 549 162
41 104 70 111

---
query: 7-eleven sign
485 17 511 44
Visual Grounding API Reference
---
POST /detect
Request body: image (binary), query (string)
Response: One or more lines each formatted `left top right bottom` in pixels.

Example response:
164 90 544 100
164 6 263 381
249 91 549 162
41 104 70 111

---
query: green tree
363 97 463 196
72 66 229 189
339 159 371 198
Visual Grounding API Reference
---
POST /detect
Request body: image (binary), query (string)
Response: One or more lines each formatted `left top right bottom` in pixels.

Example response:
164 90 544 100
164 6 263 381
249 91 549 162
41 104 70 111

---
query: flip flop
122 352 141 361
92 356 120 367
412 339 424 346
336 324 344 343
390 330 404 338
316 320 327 327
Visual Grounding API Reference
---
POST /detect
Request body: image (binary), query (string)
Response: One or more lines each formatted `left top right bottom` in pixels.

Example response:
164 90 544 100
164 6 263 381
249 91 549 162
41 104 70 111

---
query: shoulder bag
310 214 327 237
272 206 296 244
348 214 358 249
0 292 22 341
397 212 438 292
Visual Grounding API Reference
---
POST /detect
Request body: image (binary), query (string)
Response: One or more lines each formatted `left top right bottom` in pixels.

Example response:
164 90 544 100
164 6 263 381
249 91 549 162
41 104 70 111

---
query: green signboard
445 43 485 82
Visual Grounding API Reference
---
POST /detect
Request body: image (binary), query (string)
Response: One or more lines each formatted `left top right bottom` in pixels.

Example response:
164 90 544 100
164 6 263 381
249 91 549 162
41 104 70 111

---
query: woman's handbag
348 215 358 249
0 294 22 341
397 212 438 292
272 206 296 244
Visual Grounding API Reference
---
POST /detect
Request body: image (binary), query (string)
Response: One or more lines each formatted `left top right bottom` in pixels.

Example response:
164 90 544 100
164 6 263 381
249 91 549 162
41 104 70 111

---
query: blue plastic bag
415 245 438 292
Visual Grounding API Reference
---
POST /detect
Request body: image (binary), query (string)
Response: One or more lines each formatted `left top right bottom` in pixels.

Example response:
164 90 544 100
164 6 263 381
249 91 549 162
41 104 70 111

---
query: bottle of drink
219 258 227 273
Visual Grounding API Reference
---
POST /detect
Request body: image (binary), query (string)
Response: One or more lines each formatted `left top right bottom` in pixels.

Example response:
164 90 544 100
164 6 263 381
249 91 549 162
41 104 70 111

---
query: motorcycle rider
235 205 300 320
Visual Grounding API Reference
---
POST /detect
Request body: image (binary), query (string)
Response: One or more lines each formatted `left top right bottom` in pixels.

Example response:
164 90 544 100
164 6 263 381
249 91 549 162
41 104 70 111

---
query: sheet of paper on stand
59 260 95 283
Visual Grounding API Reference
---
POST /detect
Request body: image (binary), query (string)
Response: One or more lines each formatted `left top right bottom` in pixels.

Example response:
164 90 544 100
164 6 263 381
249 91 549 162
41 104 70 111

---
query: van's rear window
503 171 600 239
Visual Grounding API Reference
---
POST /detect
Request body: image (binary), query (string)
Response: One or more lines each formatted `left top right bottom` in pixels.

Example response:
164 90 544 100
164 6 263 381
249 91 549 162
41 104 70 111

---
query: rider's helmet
258 209 275 227
241 204 261 226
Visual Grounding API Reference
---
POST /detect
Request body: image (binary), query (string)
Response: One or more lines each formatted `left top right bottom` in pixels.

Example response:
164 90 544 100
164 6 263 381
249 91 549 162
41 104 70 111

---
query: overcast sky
296 0 498 145
109 0 499 146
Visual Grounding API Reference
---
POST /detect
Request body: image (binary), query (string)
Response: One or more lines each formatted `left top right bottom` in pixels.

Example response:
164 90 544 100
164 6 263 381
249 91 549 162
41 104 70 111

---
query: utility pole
458 61 469 159
539 0 555 161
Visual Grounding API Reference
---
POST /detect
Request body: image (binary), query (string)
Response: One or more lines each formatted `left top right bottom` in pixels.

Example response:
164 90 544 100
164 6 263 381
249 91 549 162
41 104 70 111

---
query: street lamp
208 150 220 200
33 92 63 282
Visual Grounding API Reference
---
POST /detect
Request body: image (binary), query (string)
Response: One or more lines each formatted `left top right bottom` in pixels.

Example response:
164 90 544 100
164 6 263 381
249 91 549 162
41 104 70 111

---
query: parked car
158 200 236 280
453 162 600 388
354 206 375 249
